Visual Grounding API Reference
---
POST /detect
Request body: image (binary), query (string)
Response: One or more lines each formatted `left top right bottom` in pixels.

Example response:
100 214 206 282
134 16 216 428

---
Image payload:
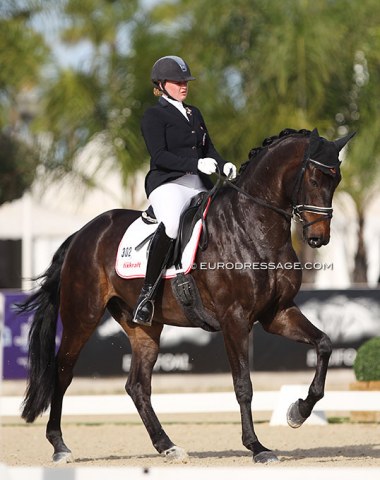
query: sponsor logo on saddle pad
115 217 204 280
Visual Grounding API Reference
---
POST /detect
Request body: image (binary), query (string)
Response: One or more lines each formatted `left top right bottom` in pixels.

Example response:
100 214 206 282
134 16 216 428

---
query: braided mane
239 128 311 176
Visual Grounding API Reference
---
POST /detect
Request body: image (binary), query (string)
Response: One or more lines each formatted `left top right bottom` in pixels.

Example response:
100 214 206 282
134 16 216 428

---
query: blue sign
1 291 62 380
2 292 31 379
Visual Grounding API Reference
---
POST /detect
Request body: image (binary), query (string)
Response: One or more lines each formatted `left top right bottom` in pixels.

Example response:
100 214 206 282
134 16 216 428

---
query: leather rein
216 144 338 231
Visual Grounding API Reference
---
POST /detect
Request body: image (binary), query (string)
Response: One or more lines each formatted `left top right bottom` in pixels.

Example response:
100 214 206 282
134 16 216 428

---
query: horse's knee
125 381 140 405
126 379 151 406
318 334 332 358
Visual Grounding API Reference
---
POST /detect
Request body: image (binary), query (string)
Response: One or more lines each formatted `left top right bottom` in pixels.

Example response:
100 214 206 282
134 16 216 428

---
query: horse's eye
310 179 319 188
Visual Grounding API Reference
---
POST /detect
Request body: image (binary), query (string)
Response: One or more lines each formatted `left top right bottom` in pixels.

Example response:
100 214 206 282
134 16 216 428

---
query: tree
328 0 380 283
32 0 185 207
145 0 356 159
32 0 147 205
0 0 48 205
0 132 39 205
337 54 380 282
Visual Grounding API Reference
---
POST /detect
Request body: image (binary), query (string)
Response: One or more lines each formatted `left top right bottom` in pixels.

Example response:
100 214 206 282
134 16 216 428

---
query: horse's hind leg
46 303 106 463
262 303 332 427
119 320 189 462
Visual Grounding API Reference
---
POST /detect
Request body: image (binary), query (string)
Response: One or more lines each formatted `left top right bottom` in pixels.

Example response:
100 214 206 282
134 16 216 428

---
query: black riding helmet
151 56 195 87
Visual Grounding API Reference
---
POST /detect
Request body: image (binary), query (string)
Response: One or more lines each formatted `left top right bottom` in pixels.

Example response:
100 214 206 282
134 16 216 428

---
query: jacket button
191 130 196 134
192 146 196 149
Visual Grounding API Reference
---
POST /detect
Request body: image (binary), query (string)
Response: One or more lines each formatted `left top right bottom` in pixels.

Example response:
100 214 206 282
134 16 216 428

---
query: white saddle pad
115 214 206 280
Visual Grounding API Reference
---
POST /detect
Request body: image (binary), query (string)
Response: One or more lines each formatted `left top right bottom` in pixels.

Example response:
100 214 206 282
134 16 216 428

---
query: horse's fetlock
309 386 324 402
316 391 324 401
250 440 269 455
46 429 61 441
297 398 311 418
153 430 173 453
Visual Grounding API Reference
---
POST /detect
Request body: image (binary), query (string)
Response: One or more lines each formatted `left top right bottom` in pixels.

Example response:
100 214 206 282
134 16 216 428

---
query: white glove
197 157 218 175
223 162 237 179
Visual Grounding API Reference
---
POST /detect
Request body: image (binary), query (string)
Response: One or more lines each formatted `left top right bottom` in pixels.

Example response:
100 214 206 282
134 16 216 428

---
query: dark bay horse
20 128 355 464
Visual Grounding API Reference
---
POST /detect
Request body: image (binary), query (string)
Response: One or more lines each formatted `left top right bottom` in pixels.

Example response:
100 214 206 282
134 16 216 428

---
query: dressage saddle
141 191 210 268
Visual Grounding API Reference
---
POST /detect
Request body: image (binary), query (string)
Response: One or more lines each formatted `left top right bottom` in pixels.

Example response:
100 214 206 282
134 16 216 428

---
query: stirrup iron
132 294 155 326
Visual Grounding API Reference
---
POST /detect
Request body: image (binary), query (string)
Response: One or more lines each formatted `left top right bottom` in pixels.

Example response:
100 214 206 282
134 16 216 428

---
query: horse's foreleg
124 323 188 463
263 303 332 427
222 312 279 464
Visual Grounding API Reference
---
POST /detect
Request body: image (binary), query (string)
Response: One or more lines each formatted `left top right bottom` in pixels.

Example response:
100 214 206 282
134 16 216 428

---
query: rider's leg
132 222 174 325
133 177 206 326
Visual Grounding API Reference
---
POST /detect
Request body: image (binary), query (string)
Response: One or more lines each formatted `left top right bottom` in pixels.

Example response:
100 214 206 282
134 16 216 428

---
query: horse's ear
310 128 319 138
334 131 356 152
309 128 320 156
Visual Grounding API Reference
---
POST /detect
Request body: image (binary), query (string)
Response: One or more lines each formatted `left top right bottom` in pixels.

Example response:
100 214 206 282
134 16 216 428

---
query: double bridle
216 142 339 232
290 148 337 231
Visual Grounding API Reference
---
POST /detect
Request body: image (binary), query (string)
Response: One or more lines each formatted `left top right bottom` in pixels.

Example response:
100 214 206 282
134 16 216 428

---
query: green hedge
353 337 380 381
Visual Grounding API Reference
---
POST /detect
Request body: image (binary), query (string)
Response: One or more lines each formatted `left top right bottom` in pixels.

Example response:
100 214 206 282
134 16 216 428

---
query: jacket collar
158 96 193 125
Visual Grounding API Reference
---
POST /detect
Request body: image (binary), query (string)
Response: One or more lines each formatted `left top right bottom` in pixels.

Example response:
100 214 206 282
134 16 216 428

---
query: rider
132 55 237 326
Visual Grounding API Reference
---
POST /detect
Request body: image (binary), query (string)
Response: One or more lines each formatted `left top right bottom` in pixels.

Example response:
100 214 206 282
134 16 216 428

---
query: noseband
291 150 338 231
217 141 339 231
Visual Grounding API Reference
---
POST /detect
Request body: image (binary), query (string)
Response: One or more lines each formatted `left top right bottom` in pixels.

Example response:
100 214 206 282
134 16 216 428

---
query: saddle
142 191 210 268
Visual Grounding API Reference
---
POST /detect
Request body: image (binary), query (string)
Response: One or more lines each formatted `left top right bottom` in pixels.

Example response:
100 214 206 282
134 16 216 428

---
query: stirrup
132 296 155 326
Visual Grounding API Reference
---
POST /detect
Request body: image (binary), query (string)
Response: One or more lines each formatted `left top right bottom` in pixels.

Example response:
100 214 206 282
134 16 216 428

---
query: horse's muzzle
301 212 332 248
307 235 330 248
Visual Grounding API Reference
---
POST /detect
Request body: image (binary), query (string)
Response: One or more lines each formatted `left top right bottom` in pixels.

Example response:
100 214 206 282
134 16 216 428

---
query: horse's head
293 128 355 248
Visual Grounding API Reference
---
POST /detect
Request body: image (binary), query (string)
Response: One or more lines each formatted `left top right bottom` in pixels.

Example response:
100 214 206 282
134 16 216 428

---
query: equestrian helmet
151 56 195 85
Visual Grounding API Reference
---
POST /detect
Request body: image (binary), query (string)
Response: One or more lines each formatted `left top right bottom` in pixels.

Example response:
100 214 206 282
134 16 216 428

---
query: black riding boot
132 223 174 326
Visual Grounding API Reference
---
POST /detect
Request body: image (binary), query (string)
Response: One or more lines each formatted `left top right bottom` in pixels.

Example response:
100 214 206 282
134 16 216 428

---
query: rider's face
162 80 189 101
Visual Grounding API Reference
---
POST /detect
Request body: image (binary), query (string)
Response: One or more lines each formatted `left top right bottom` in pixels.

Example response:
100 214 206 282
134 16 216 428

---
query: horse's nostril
308 237 322 248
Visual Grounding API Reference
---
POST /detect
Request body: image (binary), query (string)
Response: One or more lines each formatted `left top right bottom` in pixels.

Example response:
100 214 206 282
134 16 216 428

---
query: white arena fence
2 386 379 480
1 465 380 480
1 385 379 426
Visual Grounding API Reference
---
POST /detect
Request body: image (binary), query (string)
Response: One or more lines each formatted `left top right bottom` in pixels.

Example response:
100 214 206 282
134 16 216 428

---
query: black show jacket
141 97 226 197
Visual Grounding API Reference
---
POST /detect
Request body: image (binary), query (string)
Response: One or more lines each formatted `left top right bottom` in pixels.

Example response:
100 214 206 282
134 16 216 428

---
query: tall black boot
132 223 174 326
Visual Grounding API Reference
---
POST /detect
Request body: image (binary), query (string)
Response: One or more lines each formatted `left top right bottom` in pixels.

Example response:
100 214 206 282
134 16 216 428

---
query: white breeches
148 174 207 239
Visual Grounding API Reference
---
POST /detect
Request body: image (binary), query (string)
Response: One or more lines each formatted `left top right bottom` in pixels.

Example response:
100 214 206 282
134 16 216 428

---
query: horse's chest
247 258 302 308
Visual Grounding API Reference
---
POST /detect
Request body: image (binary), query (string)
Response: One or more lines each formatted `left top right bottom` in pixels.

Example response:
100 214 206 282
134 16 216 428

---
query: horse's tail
18 232 77 423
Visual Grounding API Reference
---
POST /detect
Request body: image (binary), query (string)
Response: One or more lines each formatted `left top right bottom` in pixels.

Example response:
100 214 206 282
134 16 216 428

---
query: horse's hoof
163 446 189 464
254 451 280 464
287 400 307 428
52 451 74 464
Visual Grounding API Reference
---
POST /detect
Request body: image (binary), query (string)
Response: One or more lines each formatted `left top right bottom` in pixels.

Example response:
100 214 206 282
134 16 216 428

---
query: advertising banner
74 314 231 376
1 291 231 379
252 288 380 371
2 288 379 378
1 292 31 379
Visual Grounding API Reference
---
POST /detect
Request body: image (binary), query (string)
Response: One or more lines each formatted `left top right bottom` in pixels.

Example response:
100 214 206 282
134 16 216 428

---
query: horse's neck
238 143 298 212
209 137 307 237
227 139 304 247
